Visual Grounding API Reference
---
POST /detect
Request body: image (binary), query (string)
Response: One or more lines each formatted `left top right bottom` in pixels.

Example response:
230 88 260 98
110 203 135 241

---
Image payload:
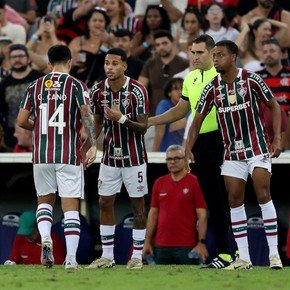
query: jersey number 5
39 103 66 135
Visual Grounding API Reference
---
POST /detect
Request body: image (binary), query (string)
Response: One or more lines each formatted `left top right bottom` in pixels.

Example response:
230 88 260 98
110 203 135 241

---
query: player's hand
104 104 122 122
84 146 97 168
270 137 282 158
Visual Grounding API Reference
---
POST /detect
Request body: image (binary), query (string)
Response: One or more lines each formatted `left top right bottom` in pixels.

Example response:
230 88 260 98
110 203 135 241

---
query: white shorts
98 163 148 198
33 164 84 199
221 155 271 181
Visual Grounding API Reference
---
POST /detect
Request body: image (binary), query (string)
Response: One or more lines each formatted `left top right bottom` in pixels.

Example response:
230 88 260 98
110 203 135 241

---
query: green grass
0 265 289 290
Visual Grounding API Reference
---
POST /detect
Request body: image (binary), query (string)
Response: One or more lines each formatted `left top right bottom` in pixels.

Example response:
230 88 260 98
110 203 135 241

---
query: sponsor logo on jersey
228 94 237 105
137 185 144 192
44 80 63 91
160 193 167 196
218 101 250 113
280 78 289 86
101 91 109 97
83 91 90 99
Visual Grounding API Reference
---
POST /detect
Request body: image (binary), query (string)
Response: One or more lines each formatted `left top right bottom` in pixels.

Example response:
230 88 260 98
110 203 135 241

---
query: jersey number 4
39 103 66 135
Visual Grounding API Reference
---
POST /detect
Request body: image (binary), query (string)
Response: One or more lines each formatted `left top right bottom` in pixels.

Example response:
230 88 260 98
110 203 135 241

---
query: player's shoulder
130 78 147 94
155 173 172 184
90 80 105 94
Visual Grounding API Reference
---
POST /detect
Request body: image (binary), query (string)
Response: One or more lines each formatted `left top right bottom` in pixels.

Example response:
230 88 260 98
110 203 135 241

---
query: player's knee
99 196 114 209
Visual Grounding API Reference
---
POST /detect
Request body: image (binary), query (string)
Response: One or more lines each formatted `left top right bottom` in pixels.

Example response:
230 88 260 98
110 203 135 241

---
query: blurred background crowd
0 0 290 153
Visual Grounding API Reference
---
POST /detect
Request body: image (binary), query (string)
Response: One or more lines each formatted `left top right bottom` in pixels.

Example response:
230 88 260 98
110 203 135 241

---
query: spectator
134 0 187 36
0 44 43 149
0 123 10 152
186 40 283 270
69 7 109 87
131 4 171 61
5 211 65 265
204 2 239 43
236 18 287 71
0 36 12 82
103 0 142 34
242 0 290 47
143 144 208 265
0 1 26 44
138 30 188 116
5 0 37 25
13 123 32 153
26 15 64 72
258 37 290 149
46 0 78 22
112 28 144 80
176 7 204 55
152 78 188 152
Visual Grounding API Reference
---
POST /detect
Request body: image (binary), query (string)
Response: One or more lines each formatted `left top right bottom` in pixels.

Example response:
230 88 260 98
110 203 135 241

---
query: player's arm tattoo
125 114 148 135
80 105 97 147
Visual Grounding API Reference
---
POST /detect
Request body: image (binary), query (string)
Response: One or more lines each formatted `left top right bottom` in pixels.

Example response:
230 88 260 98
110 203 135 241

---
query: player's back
25 72 89 165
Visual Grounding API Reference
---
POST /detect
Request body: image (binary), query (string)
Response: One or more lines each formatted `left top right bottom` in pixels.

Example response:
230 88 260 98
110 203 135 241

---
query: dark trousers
192 130 230 255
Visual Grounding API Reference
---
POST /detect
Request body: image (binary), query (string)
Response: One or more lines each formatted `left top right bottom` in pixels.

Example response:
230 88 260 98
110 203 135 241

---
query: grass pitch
0 265 289 290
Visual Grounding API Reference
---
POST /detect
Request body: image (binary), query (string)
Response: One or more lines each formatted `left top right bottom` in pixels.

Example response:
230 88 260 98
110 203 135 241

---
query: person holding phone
26 15 64 72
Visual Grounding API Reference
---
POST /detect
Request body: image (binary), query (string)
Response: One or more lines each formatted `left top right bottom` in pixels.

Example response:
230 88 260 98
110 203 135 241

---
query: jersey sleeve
182 74 189 99
249 72 274 103
74 80 90 107
133 82 150 115
195 82 215 115
89 83 103 115
19 83 34 113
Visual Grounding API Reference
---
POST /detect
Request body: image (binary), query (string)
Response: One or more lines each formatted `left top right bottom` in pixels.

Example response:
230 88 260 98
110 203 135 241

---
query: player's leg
221 160 252 270
33 164 57 267
124 163 147 269
87 164 121 268
57 164 84 269
250 156 282 269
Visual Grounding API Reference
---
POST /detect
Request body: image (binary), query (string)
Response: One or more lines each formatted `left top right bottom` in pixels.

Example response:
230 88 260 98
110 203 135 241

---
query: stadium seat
52 214 95 264
0 212 21 264
114 213 134 264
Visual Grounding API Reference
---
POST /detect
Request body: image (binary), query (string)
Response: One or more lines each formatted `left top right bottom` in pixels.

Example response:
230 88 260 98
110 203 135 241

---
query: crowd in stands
0 0 290 152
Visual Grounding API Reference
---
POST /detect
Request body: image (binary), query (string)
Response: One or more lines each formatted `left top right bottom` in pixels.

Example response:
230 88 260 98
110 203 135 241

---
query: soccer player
16 44 97 269
186 40 283 270
148 35 233 269
87 48 149 270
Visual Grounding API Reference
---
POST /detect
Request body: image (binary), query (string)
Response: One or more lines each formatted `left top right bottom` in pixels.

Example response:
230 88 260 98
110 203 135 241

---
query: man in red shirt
143 144 208 264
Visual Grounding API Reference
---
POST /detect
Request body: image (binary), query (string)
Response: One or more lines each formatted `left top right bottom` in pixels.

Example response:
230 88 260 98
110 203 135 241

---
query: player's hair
106 48 127 62
0 0 5 9
154 30 174 42
113 29 132 39
193 34 215 50
166 144 185 155
215 40 239 58
48 45 72 64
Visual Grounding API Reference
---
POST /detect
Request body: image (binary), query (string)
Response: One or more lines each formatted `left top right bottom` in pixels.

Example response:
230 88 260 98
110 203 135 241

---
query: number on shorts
138 171 143 183
39 103 66 135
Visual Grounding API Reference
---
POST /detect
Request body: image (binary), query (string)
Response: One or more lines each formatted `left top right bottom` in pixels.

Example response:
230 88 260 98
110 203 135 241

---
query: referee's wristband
118 114 127 124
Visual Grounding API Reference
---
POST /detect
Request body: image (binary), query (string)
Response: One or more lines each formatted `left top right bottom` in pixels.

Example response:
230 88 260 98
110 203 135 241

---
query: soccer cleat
126 258 143 269
64 260 81 270
203 255 232 269
224 258 253 270
86 257 116 269
41 240 54 268
269 254 283 270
